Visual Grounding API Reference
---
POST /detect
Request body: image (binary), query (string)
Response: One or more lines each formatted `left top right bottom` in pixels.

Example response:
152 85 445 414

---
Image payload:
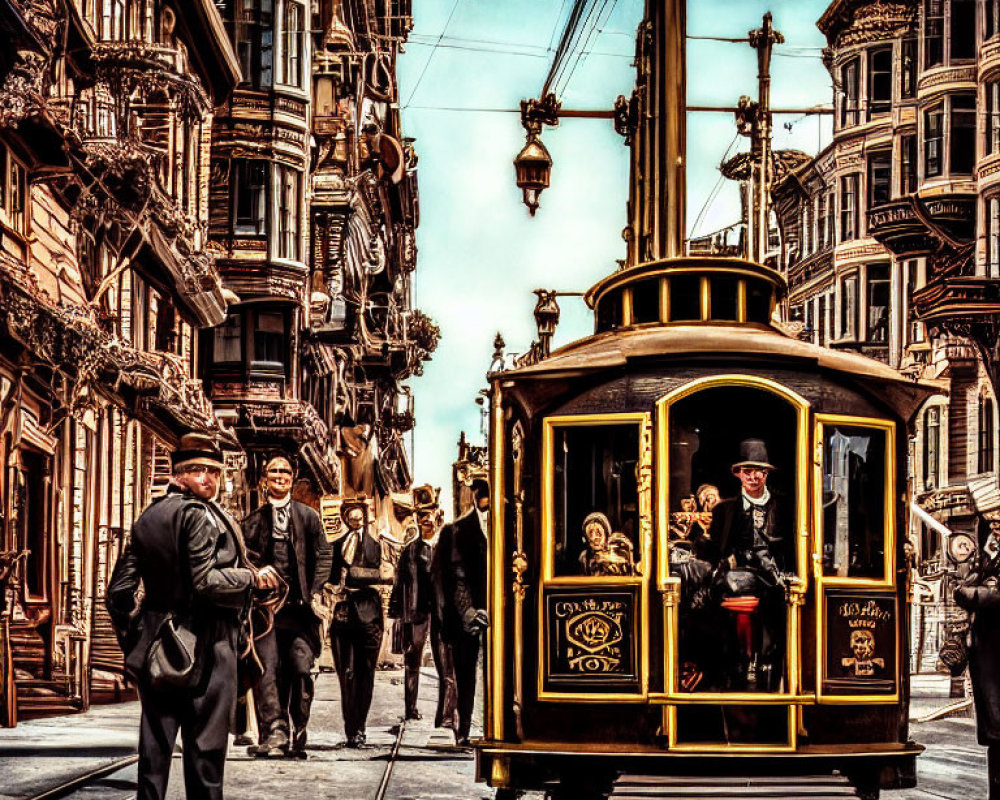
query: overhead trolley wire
403 0 462 108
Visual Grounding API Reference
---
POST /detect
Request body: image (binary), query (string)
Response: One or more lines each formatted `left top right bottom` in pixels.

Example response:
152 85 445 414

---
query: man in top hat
389 485 458 728
706 438 791 691
328 497 390 747
107 433 280 800
434 478 490 747
243 455 332 758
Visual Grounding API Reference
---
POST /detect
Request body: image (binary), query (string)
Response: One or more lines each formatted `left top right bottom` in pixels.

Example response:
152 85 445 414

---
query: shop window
925 0 944 67
276 164 300 261
280 1 305 88
840 57 860 128
952 94 977 175
900 134 917 194
236 0 273 89
819 423 888 579
924 405 941 490
840 276 858 340
989 197 1000 278
980 393 996 474
867 263 890 343
233 160 268 236
868 151 891 208
839 174 859 242
868 47 892 119
951 0 976 59
550 422 640 578
924 105 943 179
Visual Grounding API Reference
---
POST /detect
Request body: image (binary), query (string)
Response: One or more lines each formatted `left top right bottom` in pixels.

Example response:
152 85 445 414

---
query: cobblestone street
0 671 989 800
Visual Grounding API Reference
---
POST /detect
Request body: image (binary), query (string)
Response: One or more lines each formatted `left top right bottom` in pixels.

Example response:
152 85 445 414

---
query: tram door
657 379 809 750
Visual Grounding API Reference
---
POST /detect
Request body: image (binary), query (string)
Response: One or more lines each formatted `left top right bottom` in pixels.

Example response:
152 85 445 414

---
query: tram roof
495 323 944 422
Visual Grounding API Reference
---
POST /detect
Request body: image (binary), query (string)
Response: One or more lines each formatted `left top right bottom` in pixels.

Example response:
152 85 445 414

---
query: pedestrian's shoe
234 733 254 747
288 729 307 758
346 731 366 748
454 733 471 748
262 728 290 758
405 709 422 721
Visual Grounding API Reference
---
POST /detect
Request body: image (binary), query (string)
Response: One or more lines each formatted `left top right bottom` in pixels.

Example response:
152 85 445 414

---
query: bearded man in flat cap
107 433 280 800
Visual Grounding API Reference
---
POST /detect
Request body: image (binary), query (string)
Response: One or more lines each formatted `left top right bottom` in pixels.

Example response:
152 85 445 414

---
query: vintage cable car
477 256 936 799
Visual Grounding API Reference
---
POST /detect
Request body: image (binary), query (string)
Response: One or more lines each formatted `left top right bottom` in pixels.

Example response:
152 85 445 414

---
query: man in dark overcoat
388 486 458 727
955 519 1000 800
243 455 332 757
328 498 389 747
107 433 280 800
435 478 490 747
705 439 791 691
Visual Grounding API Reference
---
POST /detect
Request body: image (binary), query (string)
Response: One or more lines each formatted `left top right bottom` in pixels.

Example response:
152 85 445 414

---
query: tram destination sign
822 588 897 696
544 586 640 693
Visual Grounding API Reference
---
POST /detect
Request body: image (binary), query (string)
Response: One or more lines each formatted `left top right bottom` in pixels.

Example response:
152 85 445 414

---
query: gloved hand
462 607 489 634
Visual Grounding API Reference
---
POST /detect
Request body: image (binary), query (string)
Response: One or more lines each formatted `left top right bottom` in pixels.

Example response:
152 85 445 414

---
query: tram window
746 279 772 323
596 290 623 332
631 278 660 324
711 276 739 320
551 424 640 578
821 425 887 579
669 275 700 321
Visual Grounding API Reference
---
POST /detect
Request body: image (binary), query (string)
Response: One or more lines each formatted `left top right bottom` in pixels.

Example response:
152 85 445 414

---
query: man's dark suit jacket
388 536 434 624
106 484 254 683
243 500 333 606
434 508 487 644
329 529 386 624
704 494 793 572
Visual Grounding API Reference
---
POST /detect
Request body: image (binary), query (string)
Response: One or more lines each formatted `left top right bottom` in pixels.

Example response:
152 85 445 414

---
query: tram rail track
21 719 413 800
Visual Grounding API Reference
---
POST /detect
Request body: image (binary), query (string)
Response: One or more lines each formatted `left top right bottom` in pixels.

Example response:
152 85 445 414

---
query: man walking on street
436 478 490 747
243 455 332 758
389 485 458 728
107 433 280 800
329 498 389 747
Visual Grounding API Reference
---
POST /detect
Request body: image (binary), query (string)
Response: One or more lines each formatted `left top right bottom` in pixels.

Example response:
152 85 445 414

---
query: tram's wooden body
477 257 936 799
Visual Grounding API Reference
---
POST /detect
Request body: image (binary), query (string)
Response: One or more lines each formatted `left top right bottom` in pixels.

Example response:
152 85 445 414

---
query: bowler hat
412 483 439 511
171 432 224 472
340 496 369 521
731 438 774 471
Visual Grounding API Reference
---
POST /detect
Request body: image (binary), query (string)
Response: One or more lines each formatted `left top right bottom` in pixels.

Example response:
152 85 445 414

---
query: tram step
611 774 859 799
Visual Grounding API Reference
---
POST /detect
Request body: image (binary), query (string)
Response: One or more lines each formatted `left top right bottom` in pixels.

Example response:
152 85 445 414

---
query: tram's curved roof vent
585 257 787 335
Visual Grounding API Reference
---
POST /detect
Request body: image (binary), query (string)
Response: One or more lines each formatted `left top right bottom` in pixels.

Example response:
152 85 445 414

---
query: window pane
868 48 892 118
630 278 660 324
596 290 622 332
821 424 887 579
952 94 976 175
901 134 917 194
711 276 739 321
552 424 640 578
990 198 1000 278
841 58 859 128
924 106 943 178
670 275 701 322
868 151 891 208
840 276 857 339
213 314 242 362
925 0 943 67
951 0 976 60
840 174 858 241
234 160 268 235
253 311 285 367
867 264 890 343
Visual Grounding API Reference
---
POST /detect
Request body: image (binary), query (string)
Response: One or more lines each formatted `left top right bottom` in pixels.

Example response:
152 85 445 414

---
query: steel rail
24 754 140 800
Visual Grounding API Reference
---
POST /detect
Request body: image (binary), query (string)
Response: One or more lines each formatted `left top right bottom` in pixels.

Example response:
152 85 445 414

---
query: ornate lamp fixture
533 289 561 358
514 94 560 215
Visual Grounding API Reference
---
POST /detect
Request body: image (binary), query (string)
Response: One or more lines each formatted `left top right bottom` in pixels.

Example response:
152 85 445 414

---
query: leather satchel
147 615 202 690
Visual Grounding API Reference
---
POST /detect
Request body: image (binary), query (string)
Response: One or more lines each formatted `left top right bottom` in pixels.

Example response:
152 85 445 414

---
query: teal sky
397 0 831 511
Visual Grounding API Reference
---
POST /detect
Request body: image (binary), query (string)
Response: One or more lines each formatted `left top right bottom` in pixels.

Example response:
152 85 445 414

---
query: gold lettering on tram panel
557 599 627 673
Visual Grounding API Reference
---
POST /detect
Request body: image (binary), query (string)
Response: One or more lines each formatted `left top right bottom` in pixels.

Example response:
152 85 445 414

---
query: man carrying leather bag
107 433 280 800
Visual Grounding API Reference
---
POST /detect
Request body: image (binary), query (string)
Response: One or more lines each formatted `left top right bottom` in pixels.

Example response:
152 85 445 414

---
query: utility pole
741 13 784 264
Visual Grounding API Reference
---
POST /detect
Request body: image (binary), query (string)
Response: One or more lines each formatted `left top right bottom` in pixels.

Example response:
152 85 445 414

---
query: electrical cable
403 0 462 109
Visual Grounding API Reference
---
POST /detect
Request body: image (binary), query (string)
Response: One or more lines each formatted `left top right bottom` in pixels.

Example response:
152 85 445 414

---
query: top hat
412 483 439 511
731 438 774 471
171 432 224 472
340 496 369 521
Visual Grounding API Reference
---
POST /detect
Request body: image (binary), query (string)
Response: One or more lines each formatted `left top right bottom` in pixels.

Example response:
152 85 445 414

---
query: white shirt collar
269 494 292 509
742 487 771 508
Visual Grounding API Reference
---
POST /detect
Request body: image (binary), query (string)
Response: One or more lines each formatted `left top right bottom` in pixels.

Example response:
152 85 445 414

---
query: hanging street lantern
533 289 561 357
514 135 552 216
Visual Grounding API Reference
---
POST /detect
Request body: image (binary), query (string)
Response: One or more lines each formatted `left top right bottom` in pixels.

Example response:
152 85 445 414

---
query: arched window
980 392 996 474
